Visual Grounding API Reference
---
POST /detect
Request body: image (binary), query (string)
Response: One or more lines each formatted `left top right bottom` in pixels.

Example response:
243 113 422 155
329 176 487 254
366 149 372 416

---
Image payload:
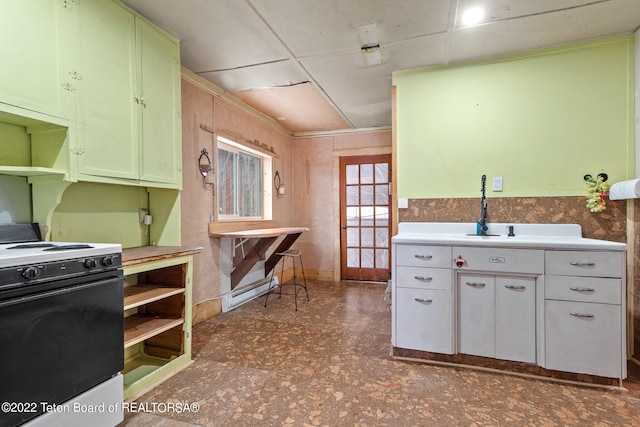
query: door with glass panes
340 155 391 281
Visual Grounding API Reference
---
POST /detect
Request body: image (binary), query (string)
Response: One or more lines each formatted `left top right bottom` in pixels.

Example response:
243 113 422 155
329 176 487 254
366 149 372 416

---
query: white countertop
392 223 627 251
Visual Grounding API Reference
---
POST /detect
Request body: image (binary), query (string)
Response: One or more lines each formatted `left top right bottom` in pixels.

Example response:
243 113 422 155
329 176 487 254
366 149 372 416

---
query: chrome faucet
478 175 489 236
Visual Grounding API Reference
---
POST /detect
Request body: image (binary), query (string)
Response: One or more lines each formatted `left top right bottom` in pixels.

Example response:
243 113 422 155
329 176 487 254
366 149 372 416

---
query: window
216 136 272 220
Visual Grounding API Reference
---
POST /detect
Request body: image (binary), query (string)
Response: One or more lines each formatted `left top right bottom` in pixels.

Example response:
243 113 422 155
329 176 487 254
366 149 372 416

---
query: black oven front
0 261 124 427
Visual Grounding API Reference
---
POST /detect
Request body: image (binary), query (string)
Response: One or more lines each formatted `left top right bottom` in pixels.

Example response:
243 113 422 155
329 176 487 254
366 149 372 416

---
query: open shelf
124 314 184 348
0 166 68 178
124 285 184 310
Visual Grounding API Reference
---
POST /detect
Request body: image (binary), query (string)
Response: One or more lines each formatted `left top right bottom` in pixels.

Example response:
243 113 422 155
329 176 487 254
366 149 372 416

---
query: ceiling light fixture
461 6 485 26
357 23 383 66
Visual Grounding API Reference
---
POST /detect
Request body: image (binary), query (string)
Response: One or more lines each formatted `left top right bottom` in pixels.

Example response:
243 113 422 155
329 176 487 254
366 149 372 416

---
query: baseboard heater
222 277 278 313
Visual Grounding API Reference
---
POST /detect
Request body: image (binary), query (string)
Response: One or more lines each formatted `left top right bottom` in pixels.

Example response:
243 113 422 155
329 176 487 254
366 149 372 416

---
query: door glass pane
361 206 374 227
361 228 374 247
346 228 359 247
375 206 388 226
360 164 373 184
346 207 359 226
375 228 388 248
346 165 359 184
375 184 388 205
376 249 389 269
361 185 373 205
347 248 359 268
346 186 359 206
361 249 374 268
375 163 388 183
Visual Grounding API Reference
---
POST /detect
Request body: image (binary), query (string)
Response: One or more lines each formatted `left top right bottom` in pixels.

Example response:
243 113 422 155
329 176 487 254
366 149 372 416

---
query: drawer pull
466 282 486 288
569 287 595 293
569 261 596 267
414 254 433 260
414 298 433 304
504 284 526 290
570 312 595 319
414 276 433 282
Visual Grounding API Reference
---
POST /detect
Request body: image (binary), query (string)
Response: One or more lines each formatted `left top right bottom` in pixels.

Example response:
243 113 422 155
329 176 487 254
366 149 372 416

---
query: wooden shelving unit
121 246 201 400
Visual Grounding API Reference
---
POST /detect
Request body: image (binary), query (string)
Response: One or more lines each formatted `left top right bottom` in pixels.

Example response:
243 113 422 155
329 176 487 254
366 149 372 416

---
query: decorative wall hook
199 148 214 188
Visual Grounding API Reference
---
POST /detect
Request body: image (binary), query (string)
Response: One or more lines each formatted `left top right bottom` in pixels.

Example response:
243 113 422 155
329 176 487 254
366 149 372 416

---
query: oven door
0 275 124 427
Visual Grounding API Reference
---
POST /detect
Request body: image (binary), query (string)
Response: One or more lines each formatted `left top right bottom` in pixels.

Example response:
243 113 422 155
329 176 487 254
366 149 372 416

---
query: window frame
215 135 272 222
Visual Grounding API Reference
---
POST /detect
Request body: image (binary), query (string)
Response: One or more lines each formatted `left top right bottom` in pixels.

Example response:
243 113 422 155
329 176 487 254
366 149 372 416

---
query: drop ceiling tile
300 33 447 128
231 83 350 133
451 0 640 62
122 0 290 71
456 0 611 26
250 0 451 56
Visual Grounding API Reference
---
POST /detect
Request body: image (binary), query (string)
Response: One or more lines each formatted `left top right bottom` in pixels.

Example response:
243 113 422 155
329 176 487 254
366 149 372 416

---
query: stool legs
264 252 309 311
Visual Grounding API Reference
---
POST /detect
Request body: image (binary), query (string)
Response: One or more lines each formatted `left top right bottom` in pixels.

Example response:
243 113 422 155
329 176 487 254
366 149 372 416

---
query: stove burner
43 244 95 251
6 243 57 249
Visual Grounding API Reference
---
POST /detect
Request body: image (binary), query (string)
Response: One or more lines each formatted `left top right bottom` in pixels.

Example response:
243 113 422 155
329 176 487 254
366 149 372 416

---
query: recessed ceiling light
461 7 485 26
276 116 287 121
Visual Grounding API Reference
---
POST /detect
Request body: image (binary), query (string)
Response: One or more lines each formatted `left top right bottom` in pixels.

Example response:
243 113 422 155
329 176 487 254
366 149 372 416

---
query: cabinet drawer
395 288 453 354
545 300 623 378
545 275 621 304
545 250 623 278
454 247 544 274
395 244 452 268
396 266 452 290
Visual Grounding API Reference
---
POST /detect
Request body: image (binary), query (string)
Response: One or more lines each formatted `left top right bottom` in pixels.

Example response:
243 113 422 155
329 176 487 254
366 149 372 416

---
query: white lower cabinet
396 287 453 354
458 273 495 358
545 300 622 378
458 273 536 363
392 224 627 381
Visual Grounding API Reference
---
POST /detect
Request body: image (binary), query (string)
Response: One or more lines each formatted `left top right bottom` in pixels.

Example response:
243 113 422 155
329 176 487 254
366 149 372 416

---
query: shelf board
124 314 184 348
124 285 184 310
0 166 68 178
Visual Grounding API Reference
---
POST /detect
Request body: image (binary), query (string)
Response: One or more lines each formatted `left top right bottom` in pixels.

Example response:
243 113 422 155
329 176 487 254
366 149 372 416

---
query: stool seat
277 249 301 257
264 248 309 311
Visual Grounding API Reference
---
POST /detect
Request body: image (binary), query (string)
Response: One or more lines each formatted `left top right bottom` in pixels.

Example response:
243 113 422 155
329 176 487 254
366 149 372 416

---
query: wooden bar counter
209 225 308 289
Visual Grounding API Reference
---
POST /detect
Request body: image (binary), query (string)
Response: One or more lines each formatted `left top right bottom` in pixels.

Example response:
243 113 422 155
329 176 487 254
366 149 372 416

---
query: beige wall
292 130 392 280
180 75 294 321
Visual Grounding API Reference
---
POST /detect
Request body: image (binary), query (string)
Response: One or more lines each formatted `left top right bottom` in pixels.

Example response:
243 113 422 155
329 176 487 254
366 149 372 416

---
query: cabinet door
137 19 181 185
458 273 494 358
76 0 138 180
495 276 536 363
0 0 67 119
395 288 453 354
545 300 622 378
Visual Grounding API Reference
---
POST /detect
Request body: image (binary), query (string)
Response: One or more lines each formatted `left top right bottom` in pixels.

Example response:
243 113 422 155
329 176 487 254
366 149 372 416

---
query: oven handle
0 277 123 308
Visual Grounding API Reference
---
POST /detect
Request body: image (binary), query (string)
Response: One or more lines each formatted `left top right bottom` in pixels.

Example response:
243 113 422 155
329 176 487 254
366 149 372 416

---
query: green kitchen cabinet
73 0 182 188
0 0 73 122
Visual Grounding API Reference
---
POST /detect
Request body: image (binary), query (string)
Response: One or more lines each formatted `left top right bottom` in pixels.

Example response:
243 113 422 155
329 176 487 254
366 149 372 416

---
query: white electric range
0 224 124 427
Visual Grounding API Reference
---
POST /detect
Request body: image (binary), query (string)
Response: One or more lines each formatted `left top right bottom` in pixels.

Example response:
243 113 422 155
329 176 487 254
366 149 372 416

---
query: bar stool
264 249 309 311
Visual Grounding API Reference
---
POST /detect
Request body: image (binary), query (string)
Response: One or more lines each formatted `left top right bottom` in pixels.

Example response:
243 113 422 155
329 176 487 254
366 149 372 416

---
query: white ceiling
121 0 640 134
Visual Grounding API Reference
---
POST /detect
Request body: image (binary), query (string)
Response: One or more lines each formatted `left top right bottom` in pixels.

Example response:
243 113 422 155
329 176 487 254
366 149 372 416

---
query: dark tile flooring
120 280 640 426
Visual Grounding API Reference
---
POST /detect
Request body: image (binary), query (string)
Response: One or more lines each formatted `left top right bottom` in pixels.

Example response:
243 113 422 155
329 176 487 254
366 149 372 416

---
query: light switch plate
492 176 503 191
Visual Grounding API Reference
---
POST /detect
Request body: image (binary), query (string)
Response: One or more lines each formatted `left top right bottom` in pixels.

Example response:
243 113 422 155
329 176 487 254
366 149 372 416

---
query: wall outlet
492 176 503 192
139 208 148 224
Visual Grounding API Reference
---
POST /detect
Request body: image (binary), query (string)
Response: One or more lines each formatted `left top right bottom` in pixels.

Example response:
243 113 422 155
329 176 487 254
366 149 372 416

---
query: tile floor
120 280 640 426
